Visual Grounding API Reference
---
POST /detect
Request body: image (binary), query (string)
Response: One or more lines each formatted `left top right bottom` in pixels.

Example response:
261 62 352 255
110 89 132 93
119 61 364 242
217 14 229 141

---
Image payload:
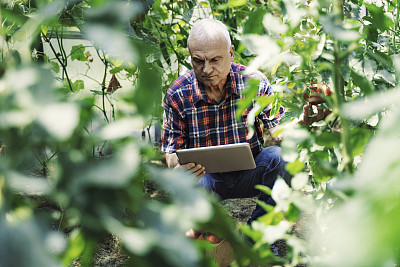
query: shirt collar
192 64 239 105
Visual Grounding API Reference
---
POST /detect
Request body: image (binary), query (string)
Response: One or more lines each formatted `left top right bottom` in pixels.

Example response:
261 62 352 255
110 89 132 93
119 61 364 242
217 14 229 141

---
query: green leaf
199 1 210 7
285 203 300 222
287 82 296 89
255 184 272 196
257 210 284 225
309 150 338 182
70 44 88 61
217 0 247 9
62 230 85 266
364 3 394 32
270 95 282 119
41 25 48 36
320 15 360 42
133 63 162 115
243 8 267 34
48 61 60 73
72 79 85 92
227 0 247 7
236 78 260 121
315 131 341 148
350 127 372 156
109 66 124 74
351 69 374 95
285 159 305 175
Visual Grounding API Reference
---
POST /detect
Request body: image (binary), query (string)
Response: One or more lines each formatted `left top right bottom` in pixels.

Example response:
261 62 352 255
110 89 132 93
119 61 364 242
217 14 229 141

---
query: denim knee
256 146 291 186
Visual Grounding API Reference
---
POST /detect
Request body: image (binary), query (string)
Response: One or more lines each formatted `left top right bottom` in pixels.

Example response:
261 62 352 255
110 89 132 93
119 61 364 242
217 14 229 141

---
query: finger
175 162 194 171
182 163 195 170
192 164 204 174
313 107 325 122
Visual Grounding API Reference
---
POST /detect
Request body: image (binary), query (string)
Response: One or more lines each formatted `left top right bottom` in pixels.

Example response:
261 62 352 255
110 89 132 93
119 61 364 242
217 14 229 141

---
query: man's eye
211 58 219 62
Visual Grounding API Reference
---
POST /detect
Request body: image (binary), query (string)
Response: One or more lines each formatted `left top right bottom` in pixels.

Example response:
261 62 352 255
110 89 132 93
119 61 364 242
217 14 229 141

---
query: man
162 18 291 226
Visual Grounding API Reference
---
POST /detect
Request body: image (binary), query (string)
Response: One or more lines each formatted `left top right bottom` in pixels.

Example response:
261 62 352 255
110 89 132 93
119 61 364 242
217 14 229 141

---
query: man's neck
204 83 226 103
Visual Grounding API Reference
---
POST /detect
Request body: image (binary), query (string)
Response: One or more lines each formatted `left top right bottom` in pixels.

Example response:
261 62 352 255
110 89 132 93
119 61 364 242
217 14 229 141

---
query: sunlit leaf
271 179 291 212
351 69 374 95
263 13 288 35
252 220 291 244
37 103 80 141
320 15 360 42
7 172 51 196
343 89 400 120
104 217 156 255
98 118 145 140
84 25 138 63
74 143 140 188
291 173 309 191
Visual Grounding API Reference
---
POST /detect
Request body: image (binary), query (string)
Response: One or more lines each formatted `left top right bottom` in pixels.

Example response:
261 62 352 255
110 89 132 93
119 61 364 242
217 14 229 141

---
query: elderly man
162 18 291 227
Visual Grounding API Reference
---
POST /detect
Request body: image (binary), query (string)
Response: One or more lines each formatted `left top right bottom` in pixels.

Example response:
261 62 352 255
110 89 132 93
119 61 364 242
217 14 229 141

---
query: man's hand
165 153 206 180
301 104 332 126
174 162 206 179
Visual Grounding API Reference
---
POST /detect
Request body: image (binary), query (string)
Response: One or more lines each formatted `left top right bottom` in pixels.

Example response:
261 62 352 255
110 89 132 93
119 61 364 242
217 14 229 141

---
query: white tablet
176 143 256 173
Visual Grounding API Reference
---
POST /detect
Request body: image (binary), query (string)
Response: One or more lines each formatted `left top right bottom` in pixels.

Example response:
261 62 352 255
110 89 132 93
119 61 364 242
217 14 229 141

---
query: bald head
188 19 232 52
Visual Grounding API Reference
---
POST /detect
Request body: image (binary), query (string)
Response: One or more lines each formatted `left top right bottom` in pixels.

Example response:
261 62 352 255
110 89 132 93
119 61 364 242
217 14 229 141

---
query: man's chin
199 78 217 88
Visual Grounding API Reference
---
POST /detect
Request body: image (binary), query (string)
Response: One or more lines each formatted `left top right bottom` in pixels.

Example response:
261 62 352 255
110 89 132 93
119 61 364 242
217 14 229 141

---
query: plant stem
42 31 74 92
333 41 353 174
100 49 109 123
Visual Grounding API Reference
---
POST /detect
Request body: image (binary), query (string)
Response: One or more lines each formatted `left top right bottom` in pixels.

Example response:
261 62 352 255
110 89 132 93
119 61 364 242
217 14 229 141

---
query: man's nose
203 61 212 75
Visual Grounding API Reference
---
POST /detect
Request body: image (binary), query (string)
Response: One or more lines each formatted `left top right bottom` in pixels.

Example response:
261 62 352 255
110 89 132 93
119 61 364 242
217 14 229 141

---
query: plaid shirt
162 63 284 155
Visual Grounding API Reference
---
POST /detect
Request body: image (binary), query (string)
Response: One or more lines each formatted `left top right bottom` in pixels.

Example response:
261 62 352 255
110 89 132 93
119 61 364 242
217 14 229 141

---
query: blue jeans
197 146 291 224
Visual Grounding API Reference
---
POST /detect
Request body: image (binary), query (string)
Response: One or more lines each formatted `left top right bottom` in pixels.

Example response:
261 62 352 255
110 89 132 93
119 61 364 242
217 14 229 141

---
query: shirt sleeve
161 97 187 154
257 78 285 129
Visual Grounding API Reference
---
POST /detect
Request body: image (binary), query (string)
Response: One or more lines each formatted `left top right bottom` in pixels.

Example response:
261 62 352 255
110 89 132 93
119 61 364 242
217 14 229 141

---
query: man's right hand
174 162 206 179
165 153 206 180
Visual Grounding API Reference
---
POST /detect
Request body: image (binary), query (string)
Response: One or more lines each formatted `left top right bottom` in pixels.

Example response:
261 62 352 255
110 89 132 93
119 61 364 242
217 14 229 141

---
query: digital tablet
176 143 256 173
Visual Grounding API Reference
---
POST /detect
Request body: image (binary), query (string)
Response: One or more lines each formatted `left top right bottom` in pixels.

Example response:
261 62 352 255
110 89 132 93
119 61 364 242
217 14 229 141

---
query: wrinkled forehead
188 35 230 54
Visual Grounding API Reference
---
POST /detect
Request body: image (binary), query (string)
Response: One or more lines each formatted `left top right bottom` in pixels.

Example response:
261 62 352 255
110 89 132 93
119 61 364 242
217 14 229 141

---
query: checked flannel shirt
162 62 284 155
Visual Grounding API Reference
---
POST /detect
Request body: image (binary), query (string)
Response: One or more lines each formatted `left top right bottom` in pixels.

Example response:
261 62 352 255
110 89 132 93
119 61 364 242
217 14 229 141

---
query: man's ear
229 45 235 62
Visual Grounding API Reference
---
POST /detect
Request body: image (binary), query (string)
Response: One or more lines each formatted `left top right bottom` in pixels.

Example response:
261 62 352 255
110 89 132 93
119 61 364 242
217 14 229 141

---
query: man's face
189 36 234 90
